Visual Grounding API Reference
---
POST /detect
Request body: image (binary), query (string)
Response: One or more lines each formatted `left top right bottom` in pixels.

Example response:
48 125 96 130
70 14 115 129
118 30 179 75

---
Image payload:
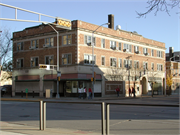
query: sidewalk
2 94 176 101
0 121 99 135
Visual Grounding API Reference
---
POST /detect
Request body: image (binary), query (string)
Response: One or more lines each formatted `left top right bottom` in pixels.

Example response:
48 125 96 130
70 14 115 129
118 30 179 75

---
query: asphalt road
1 96 179 134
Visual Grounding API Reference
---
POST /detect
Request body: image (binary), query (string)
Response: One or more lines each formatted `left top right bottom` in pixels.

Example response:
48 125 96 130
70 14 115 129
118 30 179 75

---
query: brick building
12 15 166 97
166 47 180 94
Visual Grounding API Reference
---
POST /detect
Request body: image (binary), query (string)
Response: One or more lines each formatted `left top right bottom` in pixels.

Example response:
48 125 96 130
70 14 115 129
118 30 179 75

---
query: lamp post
92 23 109 99
43 23 60 98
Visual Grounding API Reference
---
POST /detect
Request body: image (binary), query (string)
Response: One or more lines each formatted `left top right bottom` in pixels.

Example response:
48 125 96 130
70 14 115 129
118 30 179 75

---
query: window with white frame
84 35 95 46
101 39 105 48
118 58 122 68
134 61 139 69
45 37 54 46
30 40 39 49
110 58 117 67
118 42 122 51
157 50 163 58
151 63 154 70
17 42 24 51
63 35 71 45
31 57 39 67
101 56 105 66
16 58 23 68
143 48 148 55
45 56 54 65
124 59 132 68
84 54 96 64
151 49 154 56
143 62 148 70
157 64 163 71
124 43 132 52
62 54 72 65
110 41 116 50
134 46 139 53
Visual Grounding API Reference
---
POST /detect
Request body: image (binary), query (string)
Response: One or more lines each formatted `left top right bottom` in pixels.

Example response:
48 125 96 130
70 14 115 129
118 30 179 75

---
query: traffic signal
58 77 60 81
94 72 96 78
39 65 47 69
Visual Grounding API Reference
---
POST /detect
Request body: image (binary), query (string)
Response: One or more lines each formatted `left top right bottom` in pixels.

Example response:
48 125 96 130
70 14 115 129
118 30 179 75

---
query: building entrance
142 77 147 94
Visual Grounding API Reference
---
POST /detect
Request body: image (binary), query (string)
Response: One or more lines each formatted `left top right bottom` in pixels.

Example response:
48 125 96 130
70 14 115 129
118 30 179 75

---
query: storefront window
65 81 78 93
66 81 72 93
72 81 78 93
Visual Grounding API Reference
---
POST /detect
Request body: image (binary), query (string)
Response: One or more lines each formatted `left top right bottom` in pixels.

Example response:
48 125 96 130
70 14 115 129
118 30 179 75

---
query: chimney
169 47 174 61
108 14 114 29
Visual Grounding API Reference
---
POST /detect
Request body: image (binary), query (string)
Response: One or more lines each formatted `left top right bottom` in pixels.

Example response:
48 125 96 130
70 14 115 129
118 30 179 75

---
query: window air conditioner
62 54 66 59
87 43 91 46
29 46 33 50
49 56 53 60
43 44 48 48
123 49 129 52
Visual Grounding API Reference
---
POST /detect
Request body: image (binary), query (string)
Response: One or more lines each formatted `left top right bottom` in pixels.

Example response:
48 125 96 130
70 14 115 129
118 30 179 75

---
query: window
110 58 117 67
84 35 95 46
30 40 39 49
124 43 132 52
31 57 39 67
118 43 122 51
143 62 148 70
151 49 154 56
17 42 24 51
124 59 132 68
62 54 72 65
84 54 96 64
63 35 71 45
143 48 148 55
134 61 139 69
157 50 163 58
151 63 154 70
16 58 23 68
45 37 54 46
134 46 139 53
110 41 116 50
157 64 163 71
45 56 54 65
119 59 122 68
101 56 105 66
101 39 105 48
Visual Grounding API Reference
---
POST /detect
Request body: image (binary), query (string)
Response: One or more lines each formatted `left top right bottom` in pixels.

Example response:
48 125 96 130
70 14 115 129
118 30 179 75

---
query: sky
0 0 179 53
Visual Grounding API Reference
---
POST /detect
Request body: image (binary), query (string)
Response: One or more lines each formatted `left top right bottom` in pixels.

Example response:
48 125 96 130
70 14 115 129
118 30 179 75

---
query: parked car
1 87 6 97
1 85 12 96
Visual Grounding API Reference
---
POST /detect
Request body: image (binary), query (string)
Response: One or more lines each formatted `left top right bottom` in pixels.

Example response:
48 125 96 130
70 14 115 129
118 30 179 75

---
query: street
0 96 179 134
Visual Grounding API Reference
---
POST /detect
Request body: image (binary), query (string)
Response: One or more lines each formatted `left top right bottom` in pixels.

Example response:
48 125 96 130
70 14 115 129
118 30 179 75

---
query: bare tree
105 66 126 81
136 0 180 18
0 28 12 71
0 28 13 83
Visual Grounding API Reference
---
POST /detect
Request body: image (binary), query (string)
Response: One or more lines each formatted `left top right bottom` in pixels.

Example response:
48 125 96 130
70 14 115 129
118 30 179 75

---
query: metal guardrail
42 101 106 134
1 99 106 134
1 98 179 135
105 102 179 135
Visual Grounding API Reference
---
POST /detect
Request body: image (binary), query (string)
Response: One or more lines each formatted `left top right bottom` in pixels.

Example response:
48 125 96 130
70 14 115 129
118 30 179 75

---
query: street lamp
92 23 109 99
43 22 60 98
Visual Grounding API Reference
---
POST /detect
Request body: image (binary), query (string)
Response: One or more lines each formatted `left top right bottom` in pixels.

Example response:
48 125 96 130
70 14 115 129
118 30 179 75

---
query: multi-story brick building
166 47 180 94
12 14 166 97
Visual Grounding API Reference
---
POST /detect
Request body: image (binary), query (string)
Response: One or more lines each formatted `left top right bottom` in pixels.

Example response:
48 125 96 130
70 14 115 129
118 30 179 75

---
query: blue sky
0 0 179 53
